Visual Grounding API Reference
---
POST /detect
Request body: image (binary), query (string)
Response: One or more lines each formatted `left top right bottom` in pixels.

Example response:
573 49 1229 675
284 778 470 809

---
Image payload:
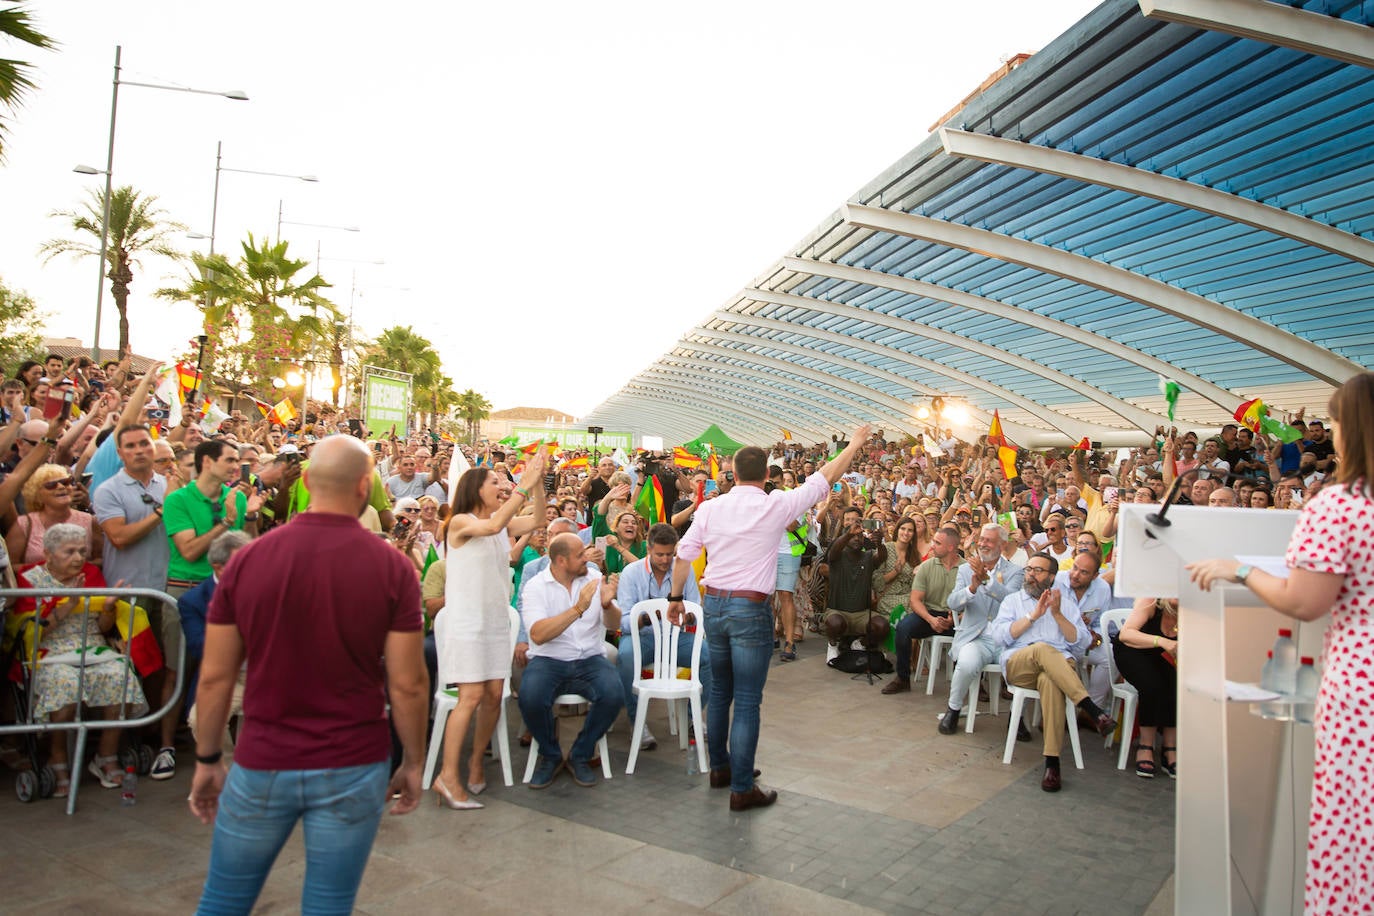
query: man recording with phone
822 508 888 657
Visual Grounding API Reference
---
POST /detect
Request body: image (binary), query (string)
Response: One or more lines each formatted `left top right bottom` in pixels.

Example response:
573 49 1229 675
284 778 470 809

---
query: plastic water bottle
1270 629 1298 694
1259 650 1277 691
121 766 137 806
1293 657 1320 725
686 739 700 776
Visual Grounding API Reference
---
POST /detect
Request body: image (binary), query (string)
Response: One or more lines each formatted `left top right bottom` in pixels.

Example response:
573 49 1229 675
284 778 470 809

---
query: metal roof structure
585 0 1374 449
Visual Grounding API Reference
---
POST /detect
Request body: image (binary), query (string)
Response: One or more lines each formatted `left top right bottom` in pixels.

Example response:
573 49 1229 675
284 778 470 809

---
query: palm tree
41 185 186 354
456 389 492 444
416 372 460 430
157 233 338 394
0 5 56 160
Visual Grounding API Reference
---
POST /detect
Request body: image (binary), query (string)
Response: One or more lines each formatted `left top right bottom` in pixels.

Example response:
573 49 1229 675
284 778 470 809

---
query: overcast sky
0 0 1097 417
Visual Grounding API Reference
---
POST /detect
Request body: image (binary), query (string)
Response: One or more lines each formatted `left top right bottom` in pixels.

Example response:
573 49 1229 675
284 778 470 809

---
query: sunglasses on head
41 477 76 490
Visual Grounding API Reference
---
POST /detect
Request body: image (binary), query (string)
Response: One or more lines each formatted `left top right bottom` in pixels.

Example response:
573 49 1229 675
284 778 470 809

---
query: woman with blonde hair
6 464 103 567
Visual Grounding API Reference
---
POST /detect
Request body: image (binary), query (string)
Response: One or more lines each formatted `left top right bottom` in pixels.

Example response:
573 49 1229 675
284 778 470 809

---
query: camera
391 516 413 538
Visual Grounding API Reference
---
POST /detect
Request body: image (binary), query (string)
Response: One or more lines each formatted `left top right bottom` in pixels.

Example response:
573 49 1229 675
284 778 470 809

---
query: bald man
189 435 429 912
518 532 622 789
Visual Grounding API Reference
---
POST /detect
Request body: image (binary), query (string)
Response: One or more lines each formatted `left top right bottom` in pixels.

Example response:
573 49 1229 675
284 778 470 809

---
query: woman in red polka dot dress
1190 372 1374 915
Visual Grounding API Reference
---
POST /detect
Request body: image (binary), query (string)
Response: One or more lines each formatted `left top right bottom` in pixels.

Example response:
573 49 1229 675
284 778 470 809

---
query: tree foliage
0 5 56 161
0 274 46 370
456 389 492 444
157 234 342 398
40 185 185 354
361 325 460 430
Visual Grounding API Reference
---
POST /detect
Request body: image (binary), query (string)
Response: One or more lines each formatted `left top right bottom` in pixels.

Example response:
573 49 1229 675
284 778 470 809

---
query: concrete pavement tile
595 844 752 909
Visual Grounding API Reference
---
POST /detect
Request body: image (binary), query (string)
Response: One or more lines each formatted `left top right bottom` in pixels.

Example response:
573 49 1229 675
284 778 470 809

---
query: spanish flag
269 398 298 426
708 446 720 481
561 455 589 471
439 432 455 443
1071 437 1091 451
1234 398 1265 434
988 410 1019 480
781 428 793 441
520 438 545 456
105 597 164 676
672 447 701 469
176 362 202 401
246 395 273 419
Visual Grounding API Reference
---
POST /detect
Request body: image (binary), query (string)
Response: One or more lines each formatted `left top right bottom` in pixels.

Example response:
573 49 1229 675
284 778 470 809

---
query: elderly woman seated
8 523 148 796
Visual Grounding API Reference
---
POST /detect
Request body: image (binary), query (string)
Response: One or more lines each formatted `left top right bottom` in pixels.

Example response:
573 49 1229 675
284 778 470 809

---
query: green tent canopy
681 424 745 456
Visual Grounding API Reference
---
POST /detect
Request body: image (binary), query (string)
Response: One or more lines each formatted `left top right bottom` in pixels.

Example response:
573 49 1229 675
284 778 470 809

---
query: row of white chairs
422 600 709 789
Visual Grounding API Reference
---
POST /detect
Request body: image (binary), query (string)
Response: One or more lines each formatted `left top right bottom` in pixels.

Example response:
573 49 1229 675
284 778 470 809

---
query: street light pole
89 46 122 362
85 46 247 362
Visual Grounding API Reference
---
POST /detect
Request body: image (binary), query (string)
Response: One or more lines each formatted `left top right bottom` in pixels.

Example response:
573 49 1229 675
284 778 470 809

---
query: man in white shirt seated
518 533 622 790
614 523 708 751
990 552 1116 794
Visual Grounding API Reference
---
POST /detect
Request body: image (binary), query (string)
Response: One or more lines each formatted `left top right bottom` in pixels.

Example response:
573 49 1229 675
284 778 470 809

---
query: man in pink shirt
670 424 870 811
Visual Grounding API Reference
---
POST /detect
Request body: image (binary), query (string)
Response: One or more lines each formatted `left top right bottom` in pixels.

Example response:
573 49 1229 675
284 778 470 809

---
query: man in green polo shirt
164 440 261 596
883 526 962 693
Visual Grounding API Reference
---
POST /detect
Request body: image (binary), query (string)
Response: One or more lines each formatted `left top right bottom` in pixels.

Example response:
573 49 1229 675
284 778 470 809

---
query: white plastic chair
423 604 520 790
964 661 1004 734
521 699 613 782
1098 608 1139 769
921 635 955 695
520 638 615 783
625 599 707 776
1002 685 1084 768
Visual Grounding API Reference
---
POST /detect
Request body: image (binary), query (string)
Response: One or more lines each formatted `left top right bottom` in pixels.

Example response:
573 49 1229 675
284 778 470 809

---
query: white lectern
1116 503 1324 916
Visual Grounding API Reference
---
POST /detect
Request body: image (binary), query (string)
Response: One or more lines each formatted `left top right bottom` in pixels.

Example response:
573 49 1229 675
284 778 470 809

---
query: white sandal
87 754 123 789
51 762 71 798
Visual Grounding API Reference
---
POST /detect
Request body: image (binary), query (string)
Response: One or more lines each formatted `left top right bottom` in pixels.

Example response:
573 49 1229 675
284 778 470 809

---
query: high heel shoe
432 776 483 810
467 781 487 796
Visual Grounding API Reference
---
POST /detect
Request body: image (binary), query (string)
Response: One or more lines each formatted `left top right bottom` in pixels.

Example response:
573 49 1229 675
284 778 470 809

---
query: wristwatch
1235 564 1253 585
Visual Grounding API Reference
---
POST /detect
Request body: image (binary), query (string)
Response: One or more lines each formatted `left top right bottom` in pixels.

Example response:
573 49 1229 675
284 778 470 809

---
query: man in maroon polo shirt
188 435 428 913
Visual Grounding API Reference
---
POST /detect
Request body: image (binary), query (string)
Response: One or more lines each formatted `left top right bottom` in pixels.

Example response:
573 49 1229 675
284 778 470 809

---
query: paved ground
5 635 1176 914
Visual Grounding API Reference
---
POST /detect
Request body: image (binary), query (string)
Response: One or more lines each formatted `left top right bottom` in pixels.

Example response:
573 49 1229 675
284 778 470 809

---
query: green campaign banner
509 427 632 450
364 372 410 439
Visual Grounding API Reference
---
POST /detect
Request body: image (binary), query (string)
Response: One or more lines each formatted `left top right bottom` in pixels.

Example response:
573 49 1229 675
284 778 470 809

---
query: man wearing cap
669 425 870 811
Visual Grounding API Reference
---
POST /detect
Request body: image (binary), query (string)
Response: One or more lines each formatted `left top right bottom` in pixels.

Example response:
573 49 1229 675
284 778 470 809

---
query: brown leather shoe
1091 713 1117 738
1041 767 1062 793
709 767 761 789
880 678 911 695
729 786 778 811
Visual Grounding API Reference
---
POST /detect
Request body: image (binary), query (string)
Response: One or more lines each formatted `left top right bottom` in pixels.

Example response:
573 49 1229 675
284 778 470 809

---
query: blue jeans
197 761 389 916
617 628 713 720
702 594 773 792
518 655 623 763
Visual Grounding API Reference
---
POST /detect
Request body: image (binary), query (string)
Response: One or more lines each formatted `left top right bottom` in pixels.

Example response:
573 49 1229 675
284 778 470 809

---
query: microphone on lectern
1145 468 1248 537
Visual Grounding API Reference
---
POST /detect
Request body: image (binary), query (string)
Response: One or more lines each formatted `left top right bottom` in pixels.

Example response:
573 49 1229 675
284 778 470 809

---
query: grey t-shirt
386 473 428 501
92 468 170 591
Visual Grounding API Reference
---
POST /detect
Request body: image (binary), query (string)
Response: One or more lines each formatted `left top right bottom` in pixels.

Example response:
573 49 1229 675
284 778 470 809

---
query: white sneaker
851 639 866 651
826 642 840 663
639 728 657 751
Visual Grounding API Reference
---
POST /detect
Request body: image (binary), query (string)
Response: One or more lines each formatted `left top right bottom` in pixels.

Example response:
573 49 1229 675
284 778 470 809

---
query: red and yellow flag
561 455 589 471
988 410 1019 480
672 447 701 469
708 447 720 481
1071 437 1091 451
175 362 202 401
1234 398 1265 434
269 398 298 426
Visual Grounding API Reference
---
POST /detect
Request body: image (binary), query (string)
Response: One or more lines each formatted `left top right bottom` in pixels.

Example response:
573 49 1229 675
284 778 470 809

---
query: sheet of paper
1235 555 1290 579
1225 680 1282 702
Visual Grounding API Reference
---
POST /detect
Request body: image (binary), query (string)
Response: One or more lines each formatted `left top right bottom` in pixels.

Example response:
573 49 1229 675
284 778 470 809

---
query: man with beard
936 524 1024 735
990 552 1116 793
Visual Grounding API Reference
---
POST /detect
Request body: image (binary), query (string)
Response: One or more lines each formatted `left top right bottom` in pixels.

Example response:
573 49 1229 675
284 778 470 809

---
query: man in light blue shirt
1054 551 1114 712
615 523 709 751
991 551 1115 793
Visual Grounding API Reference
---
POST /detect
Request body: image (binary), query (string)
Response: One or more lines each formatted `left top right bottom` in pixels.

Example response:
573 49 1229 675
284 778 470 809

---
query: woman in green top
509 525 548 605
590 472 634 539
602 507 646 575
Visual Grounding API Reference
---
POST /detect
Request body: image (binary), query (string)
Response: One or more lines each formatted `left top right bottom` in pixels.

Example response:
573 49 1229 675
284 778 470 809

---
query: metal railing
1 587 185 815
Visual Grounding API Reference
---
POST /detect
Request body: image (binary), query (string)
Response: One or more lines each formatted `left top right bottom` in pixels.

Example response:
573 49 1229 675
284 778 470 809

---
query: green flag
1158 376 1180 421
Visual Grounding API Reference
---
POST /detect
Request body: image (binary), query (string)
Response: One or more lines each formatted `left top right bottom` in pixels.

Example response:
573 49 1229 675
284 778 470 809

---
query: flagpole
188 334 208 411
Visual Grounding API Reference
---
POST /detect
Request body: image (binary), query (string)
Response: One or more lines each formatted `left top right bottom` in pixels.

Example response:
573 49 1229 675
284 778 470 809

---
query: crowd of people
0 349 1368 914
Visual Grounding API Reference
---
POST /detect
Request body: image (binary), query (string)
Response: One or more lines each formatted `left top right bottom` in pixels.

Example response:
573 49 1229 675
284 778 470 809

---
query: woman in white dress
432 454 546 808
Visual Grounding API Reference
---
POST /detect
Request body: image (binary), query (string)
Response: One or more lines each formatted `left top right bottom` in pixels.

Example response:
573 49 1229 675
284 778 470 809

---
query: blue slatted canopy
586 0 1374 448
